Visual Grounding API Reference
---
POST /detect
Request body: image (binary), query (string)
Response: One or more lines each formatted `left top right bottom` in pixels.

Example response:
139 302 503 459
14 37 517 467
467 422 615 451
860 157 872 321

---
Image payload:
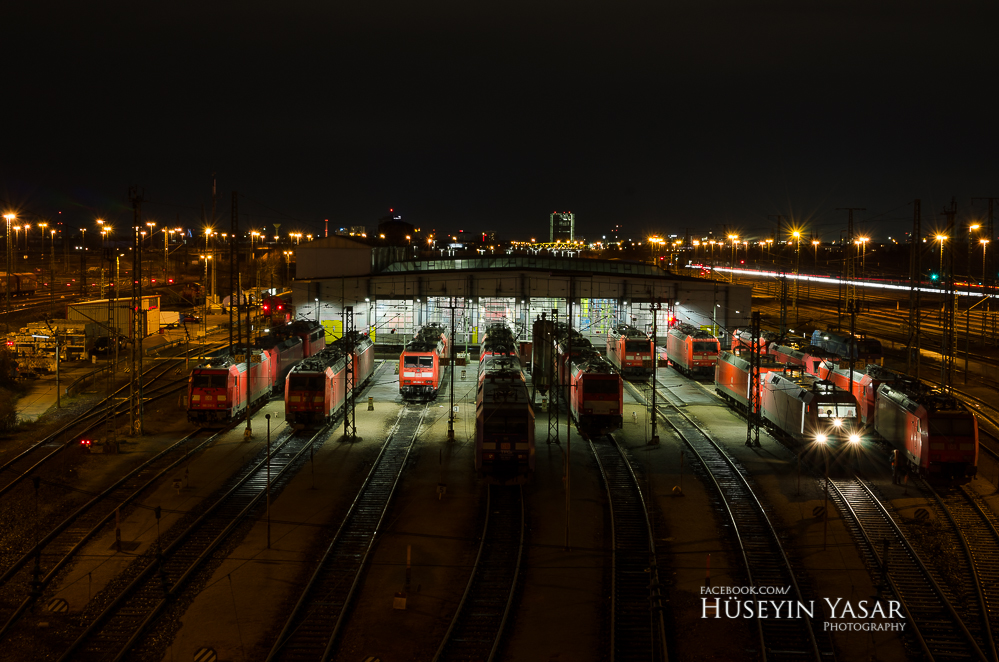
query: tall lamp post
38 223 48 258
936 234 947 278
728 234 738 282
283 250 292 283
4 213 15 313
969 224 980 286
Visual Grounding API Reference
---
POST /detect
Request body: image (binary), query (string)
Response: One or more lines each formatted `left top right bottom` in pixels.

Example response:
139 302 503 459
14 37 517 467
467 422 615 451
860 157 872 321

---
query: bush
0 388 18 434
0 349 22 393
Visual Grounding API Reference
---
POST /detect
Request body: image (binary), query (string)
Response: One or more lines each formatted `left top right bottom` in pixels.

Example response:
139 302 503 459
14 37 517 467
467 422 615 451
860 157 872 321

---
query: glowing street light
935 234 947 276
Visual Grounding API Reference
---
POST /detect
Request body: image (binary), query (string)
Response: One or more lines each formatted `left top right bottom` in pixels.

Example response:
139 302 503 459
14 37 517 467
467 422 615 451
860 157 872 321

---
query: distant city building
550 212 575 242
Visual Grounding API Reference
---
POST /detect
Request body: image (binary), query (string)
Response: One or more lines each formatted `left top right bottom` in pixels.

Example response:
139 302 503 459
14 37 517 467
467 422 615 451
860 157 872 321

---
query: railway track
826 478 989 661
589 434 668 662
432 485 524 662
265 402 429 662
0 428 220 638
0 360 190 501
51 423 326 662
917 482 999 659
629 380 828 662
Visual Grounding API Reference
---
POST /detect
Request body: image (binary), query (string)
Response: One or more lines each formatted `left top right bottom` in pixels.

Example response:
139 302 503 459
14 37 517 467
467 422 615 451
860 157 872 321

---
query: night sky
5 1 998 242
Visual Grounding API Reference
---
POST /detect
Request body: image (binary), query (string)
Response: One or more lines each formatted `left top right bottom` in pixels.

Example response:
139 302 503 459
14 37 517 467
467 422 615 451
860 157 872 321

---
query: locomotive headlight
832 418 842 427
816 434 828 443
849 434 861 444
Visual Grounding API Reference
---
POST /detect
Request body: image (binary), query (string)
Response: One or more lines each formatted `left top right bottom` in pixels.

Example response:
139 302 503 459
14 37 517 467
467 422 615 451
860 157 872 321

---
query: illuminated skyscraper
549 211 575 242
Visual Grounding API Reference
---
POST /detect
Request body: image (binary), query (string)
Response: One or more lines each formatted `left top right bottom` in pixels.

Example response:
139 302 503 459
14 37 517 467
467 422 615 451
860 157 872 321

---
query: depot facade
291 236 752 348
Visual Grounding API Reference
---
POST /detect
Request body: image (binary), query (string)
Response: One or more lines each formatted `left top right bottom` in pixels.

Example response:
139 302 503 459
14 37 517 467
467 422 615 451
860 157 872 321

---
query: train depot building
290 236 753 350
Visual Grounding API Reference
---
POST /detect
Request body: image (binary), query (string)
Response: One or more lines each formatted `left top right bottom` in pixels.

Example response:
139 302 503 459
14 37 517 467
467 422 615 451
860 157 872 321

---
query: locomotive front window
625 340 648 352
929 417 975 437
817 404 857 418
484 415 529 435
291 376 324 391
191 375 227 388
585 380 619 394
693 341 718 353
403 356 421 368
420 356 434 367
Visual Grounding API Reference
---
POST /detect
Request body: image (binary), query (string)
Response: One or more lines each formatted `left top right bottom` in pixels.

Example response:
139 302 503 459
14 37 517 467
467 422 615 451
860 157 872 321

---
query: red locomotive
187 351 273 425
187 320 326 425
480 323 517 359
606 324 653 377
768 344 829 377
285 331 376 428
288 319 327 357
874 380 978 482
534 321 624 439
713 350 783 411
475 354 535 484
816 363 901 426
567 349 623 438
261 294 292 321
399 323 449 400
730 328 776 354
256 335 304 394
665 323 720 378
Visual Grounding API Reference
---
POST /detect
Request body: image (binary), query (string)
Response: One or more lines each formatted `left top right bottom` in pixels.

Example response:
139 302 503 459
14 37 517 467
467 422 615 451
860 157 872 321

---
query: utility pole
230 192 237 352
745 311 761 448
565 287 573 552
343 306 356 441
907 200 922 378
836 207 865 329
649 298 661 445
942 198 957 391
973 196 997 346
768 214 785 267
547 311 559 446
448 300 456 441
129 185 145 437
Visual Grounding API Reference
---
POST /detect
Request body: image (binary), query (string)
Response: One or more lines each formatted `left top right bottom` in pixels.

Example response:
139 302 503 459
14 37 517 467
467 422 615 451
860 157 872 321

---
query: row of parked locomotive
533 319 624 439
187 320 327 425
475 323 535 485
285 331 376 428
715 336 977 482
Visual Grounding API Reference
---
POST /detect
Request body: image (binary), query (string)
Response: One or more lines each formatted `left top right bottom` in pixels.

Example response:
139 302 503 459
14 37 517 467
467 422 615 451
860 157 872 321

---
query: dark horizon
4 1 998 243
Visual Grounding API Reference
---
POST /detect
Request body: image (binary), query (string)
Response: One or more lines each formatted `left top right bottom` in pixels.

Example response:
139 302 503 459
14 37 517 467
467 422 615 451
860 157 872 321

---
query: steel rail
628 379 825 662
54 424 307 662
590 434 669 662
826 477 988 662
0 428 221 639
265 402 429 662
432 485 524 662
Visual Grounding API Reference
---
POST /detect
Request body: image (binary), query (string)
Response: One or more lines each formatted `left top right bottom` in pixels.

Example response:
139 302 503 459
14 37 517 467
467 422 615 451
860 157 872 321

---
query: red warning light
168 279 174 283
80 439 91 448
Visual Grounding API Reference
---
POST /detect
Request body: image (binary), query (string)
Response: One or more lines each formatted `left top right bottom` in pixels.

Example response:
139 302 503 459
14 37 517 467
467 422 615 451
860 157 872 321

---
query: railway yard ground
3 322 999 661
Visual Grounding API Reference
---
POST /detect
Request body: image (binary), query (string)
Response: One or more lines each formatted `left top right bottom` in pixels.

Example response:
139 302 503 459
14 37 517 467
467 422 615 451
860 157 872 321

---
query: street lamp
38 222 48 258
981 239 990 285
728 234 738 282
969 224 980 285
935 234 947 277
283 250 293 282
3 213 14 311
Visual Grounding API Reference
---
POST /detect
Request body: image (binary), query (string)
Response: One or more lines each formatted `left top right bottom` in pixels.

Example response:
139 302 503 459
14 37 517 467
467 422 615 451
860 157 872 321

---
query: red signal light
80 439 91 447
